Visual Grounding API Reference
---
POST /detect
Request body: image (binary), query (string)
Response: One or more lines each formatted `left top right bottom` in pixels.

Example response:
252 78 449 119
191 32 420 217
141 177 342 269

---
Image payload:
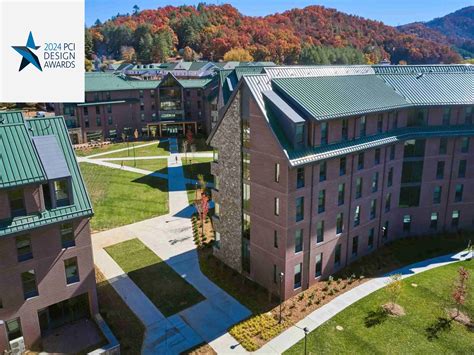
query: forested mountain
399 6 474 58
87 4 461 65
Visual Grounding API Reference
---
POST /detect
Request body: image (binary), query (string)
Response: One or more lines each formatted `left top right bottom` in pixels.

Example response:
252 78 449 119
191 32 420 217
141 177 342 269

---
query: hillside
399 6 474 58
87 4 461 65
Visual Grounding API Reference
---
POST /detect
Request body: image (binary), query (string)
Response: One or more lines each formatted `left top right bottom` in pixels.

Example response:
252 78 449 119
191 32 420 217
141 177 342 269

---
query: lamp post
303 327 309 355
279 271 285 324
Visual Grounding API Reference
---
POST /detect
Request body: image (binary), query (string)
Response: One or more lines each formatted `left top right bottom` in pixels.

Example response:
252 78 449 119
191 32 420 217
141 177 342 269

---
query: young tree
182 140 189 164
200 194 209 238
197 173 206 193
386 274 402 310
452 267 470 318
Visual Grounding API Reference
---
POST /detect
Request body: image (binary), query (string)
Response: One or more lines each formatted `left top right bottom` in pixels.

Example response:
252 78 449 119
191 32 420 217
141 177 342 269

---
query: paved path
91 137 249 354
256 250 471 354
85 141 162 158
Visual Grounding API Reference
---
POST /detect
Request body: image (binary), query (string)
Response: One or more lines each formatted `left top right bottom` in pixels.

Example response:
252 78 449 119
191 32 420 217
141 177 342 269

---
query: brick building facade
209 64 474 300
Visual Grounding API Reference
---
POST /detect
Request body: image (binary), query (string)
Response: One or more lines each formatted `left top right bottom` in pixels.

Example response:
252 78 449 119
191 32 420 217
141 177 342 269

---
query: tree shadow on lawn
364 307 389 328
131 170 169 191
182 161 212 182
425 317 452 341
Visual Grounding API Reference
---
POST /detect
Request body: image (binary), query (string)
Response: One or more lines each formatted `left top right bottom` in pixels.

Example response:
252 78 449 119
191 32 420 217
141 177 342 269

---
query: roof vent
416 73 424 79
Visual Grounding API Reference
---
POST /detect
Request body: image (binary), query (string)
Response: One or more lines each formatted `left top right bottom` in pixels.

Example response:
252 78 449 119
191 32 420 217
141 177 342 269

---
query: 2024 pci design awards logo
11 31 77 72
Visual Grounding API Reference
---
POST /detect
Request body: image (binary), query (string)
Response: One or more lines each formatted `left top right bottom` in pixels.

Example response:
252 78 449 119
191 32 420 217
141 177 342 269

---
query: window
318 190 325 213
243 152 250 181
296 167 305 188
430 212 438 229
452 210 460 227
338 183 345 206
408 109 427 127
107 104 112 114
461 137 470 153
385 193 391 212
274 231 278 248
356 177 363 199
6 318 22 342
390 145 395 160
54 179 71 207
372 172 379 192
392 111 399 129
9 189 25 217
65 257 79 284
295 124 304 145
465 106 473 124
377 115 383 133
439 138 447 155
374 149 381 165
458 160 467 178
383 221 389 239
387 167 393 187
319 161 327 182
399 186 421 207
436 161 445 179
16 235 32 262
84 118 89 128
294 263 302 289
22 270 38 299
83 106 88 116
275 163 280 182
213 149 219 162
404 139 425 158
274 198 280 216
315 253 323 277
316 221 324 243
215 231 221 249
244 213 251 240
433 186 442 204
61 223 75 248
341 119 349 141
370 199 377 220
95 106 100 115
357 153 364 170
442 107 451 125
295 230 303 253
352 236 359 257
321 122 328 145
108 116 113 125
336 213 344 234
403 215 411 233
139 90 144 98
368 228 375 249
359 116 366 137
214 175 220 190
150 90 155 97
401 161 424 183
296 197 304 222
334 244 342 267
340 157 346 176
455 184 464 202
354 206 361 227
243 183 250 210
214 202 220 217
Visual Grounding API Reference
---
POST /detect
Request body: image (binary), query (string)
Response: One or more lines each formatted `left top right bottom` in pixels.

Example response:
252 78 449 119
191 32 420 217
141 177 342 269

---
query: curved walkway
255 250 472 354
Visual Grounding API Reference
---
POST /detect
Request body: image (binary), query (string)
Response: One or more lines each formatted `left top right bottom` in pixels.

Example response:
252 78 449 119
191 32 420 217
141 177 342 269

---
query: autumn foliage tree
452 266 470 318
223 48 254 62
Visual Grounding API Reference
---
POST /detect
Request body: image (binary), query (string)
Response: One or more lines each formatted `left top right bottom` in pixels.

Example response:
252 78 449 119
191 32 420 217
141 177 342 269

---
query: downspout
376 145 389 249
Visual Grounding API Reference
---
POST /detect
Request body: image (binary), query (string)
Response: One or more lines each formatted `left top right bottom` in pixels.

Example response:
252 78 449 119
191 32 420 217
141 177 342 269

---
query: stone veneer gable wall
210 90 243 272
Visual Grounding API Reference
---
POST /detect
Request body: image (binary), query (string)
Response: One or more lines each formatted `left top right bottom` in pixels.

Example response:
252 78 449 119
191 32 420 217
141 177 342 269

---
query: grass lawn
80 163 168 231
75 142 132 157
121 158 168 174
95 268 145 355
182 157 213 182
105 239 205 316
98 141 169 159
285 260 474 354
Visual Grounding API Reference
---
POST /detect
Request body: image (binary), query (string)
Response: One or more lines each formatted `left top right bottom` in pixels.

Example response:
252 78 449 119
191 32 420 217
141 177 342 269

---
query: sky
85 0 472 27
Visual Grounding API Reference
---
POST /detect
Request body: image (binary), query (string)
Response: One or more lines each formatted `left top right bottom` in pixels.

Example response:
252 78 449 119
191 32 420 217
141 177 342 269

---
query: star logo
12 31 42 72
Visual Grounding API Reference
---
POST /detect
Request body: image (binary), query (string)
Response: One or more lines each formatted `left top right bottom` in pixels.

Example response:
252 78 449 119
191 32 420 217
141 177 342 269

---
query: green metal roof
377 73 474 106
0 111 25 124
372 64 473 74
0 113 93 237
272 75 410 121
0 123 46 188
179 78 213 88
288 125 474 167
